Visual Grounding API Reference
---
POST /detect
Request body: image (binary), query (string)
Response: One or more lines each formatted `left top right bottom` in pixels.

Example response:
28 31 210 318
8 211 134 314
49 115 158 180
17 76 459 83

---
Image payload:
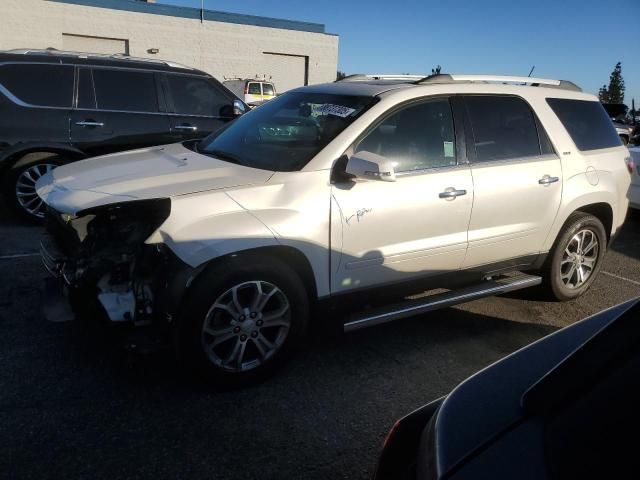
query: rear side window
465 96 542 162
262 83 275 96
247 82 261 95
547 98 621 151
92 69 158 113
0 64 73 107
166 74 231 117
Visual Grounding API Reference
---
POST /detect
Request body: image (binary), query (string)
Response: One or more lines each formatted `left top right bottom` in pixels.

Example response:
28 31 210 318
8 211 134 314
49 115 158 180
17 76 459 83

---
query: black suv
0 49 246 220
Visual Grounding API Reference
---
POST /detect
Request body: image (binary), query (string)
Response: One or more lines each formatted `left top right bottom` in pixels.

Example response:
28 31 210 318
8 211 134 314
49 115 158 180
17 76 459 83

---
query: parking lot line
0 252 39 260
601 271 640 286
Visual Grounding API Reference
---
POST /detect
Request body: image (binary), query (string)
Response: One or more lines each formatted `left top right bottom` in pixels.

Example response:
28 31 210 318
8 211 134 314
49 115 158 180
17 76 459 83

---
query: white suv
37 74 632 385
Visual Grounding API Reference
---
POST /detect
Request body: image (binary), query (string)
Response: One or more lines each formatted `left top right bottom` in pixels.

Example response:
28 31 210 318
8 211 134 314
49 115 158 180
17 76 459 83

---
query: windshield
198 92 377 171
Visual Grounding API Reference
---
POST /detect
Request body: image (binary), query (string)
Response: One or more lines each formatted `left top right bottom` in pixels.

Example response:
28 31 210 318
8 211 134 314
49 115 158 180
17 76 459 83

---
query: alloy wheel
15 163 56 218
560 228 599 289
201 281 291 372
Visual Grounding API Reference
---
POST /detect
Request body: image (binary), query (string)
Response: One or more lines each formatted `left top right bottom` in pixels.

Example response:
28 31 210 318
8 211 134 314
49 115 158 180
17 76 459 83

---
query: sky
158 0 640 107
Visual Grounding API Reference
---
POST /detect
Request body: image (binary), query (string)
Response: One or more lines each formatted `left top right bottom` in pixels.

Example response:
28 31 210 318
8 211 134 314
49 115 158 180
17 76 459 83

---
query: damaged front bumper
39 200 197 329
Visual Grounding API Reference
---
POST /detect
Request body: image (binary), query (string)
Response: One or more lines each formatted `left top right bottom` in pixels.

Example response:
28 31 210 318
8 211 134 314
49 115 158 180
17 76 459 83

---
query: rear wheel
542 212 607 301
178 254 309 386
3 153 66 221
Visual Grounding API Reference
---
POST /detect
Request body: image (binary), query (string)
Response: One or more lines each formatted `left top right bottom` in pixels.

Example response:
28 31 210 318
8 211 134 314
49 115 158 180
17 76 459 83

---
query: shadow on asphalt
1 282 556 479
611 210 640 261
74 307 558 392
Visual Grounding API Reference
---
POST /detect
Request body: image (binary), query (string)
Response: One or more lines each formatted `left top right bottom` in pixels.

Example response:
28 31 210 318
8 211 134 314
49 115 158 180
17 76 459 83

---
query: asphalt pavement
1 209 639 480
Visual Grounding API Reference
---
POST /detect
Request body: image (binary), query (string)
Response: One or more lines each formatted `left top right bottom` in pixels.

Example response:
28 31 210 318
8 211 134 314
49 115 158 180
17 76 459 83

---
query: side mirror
345 151 396 182
233 99 247 117
220 100 247 118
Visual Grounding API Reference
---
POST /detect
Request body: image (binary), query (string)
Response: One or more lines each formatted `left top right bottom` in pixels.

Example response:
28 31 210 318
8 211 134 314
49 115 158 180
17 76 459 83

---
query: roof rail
4 48 195 70
416 74 582 92
337 74 428 82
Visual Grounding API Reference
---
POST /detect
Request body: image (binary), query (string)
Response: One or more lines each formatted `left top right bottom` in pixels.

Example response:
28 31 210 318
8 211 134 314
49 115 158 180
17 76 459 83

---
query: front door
330 97 473 294
461 95 563 268
162 73 236 142
70 67 173 157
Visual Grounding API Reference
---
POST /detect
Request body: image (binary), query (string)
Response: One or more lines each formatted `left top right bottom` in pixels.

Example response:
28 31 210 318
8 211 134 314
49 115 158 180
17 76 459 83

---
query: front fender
147 191 280 269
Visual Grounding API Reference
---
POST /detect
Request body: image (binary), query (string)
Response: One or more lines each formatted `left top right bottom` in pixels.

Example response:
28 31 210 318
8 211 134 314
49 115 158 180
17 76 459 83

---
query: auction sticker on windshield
315 104 357 118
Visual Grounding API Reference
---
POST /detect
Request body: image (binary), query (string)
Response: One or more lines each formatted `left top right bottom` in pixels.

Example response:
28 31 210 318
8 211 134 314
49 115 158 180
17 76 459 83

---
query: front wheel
3 153 65 221
542 212 607 301
178 255 309 386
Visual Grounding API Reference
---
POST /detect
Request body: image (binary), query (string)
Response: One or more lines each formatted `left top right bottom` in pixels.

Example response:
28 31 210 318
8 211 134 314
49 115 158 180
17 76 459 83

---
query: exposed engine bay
41 199 173 324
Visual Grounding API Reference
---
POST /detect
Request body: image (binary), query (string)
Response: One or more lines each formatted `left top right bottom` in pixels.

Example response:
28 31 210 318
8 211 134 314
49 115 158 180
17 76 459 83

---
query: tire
177 254 310 387
3 153 66 222
542 212 607 301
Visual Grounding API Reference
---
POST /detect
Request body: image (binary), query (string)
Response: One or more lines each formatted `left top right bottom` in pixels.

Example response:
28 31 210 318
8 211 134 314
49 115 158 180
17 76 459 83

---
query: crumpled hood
36 143 274 214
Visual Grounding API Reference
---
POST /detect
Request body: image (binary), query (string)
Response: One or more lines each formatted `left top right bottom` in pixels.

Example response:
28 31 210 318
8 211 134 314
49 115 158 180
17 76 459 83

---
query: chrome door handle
75 121 104 127
539 175 559 185
174 125 198 131
439 188 467 199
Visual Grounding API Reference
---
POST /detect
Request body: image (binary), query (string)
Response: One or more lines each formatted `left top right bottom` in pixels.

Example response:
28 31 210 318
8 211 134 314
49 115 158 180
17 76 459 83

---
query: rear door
70 67 173 157
262 82 276 101
245 81 263 104
461 95 562 268
162 73 237 142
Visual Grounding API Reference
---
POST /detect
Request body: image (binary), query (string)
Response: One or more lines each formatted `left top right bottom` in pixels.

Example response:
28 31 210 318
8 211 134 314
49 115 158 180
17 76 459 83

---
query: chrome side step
343 274 542 333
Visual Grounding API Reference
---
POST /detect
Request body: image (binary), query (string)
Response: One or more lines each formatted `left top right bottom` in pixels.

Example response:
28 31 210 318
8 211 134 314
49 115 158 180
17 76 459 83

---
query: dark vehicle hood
430 298 640 477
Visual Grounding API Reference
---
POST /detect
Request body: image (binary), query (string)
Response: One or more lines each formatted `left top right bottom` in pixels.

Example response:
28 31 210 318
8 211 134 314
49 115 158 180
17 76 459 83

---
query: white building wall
2 0 339 91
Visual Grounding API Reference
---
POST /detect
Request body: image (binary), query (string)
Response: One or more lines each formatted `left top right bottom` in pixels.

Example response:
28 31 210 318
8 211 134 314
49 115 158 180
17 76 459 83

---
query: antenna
528 65 535 77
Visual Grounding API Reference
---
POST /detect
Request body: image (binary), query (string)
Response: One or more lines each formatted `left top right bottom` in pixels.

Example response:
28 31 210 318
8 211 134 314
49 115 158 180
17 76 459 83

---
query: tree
599 62 625 104
431 65 442 75
598 84 609 102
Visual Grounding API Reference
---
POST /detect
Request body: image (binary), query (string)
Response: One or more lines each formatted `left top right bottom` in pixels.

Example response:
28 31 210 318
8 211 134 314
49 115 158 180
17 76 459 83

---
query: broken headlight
74 198 171 254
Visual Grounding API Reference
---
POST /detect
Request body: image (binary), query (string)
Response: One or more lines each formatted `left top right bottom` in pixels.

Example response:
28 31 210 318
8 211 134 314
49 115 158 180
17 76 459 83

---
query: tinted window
199 92 376 171
166 75 230 117
0 64 73 107
262 83 275 96
355 99 457 172
466 96 541 162
77 68 96 109
547 98 621 151
247 82 261 95
92 69 158 112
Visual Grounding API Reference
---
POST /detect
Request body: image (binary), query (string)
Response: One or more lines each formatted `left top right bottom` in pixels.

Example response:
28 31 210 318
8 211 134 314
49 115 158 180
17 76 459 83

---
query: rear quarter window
547 98 621 151
0 63 74 108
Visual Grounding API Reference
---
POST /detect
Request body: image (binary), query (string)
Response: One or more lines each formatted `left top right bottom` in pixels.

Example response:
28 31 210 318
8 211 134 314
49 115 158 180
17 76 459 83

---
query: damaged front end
40 198 189 327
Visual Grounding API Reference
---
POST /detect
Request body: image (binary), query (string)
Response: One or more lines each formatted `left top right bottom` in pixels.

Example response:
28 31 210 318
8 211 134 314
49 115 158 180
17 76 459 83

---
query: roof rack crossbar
416 74 582 92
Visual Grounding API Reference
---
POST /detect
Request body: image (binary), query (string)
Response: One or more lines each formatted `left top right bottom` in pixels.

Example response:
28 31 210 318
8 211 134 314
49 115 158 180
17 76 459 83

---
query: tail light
382 420 402 449
625 156 635 175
